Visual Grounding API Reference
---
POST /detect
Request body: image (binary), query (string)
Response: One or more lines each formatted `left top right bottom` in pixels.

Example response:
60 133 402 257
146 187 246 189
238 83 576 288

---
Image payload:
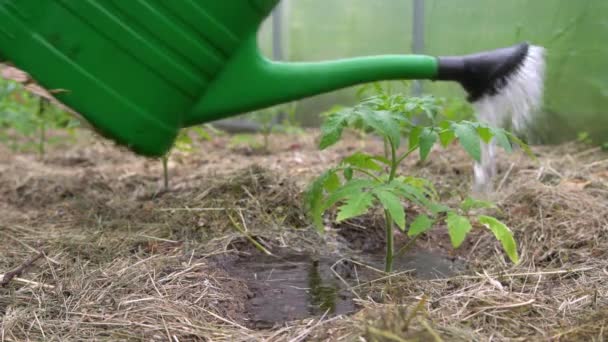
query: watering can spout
185 35 439 126
186 39 539 127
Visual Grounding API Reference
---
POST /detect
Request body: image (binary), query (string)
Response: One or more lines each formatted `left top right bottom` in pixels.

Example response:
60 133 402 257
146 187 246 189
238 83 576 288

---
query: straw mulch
1 130 607 341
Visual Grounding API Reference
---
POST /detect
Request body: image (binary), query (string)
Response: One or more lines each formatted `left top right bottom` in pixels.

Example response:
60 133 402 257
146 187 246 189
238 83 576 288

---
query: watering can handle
184 34 439 126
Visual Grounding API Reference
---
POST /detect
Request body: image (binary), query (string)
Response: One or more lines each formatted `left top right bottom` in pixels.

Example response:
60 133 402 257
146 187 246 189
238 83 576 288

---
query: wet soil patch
217 244 467 329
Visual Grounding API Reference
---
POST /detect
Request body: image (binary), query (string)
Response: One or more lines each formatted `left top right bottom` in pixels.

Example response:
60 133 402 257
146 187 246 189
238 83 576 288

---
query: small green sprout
161 124 218 190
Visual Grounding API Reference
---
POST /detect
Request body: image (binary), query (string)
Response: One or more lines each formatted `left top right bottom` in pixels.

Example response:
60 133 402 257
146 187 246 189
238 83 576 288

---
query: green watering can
0 0 535 157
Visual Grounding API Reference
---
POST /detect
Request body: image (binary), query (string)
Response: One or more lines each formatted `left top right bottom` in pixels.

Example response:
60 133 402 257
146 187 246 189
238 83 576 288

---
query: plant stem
394 234 420 258
227 212 272 255
389 139 398 181
384 138 399 273
162 155 169 190
384 209 394 273
383 137 390 160
37 99 46 160
263 131 269 152
396 144 419 165
351 166 383 183
38 120 45 159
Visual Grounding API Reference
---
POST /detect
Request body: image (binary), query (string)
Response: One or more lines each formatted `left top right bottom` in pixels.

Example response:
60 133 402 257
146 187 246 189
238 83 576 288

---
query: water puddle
223 249 466 328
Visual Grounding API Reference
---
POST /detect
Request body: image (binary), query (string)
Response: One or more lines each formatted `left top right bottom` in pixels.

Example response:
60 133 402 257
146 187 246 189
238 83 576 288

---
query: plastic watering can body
0 0 441 157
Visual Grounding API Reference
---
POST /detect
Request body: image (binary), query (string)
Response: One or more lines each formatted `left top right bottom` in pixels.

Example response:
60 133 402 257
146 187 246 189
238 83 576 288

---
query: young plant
306 92 528 272
577 131 608 152
161 124 217 190
0 78 79 157
231 102 301 153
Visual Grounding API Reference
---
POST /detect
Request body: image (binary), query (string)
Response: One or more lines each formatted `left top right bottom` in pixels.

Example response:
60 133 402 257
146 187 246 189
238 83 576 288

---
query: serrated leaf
390 180 432 209
492 128 512 153
478 215 519 263
374 190 405 231
408 214 434 237
323 179 378 211
305 169 337 232
419 128 437 161
446 212 472 248
336 192 375 222
356 84 372 99
400 176 438 199
453 122 481 162
319 110 349 149
460 197 496 212
343 152 382 171
358 108 401 148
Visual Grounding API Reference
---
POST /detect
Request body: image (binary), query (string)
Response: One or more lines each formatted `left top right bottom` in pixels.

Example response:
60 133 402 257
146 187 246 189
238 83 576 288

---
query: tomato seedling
306 89 528 272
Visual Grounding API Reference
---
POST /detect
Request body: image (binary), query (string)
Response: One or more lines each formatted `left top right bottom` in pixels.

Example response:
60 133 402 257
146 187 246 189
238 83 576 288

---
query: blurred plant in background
577 131 608 152
0 78 79 158
229 102 302 153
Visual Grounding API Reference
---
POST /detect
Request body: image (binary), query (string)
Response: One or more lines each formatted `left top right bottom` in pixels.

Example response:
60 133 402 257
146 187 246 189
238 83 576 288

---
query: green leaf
374 190 405 231
356 84 373 99
399 176 438 199
460 197 496 212
343 167 353 180
506 132 536 160
323 179 378 211
491 128 512 153
478 215 519 263
408 214 434 237
453 122 481 162
477 126 493 143
305 169 337 232
438 129 456 147
446 212 472 248
343 152 382 171
390 181 432 209
409 126 422 149
419 128 437 161
428 202 450 214
324 172 341 192
358 108 401 148
336 192 375 222
319 110 349 149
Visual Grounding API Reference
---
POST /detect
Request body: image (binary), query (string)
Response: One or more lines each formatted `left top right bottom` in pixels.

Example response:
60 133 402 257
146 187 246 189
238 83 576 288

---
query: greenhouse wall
257 0 608 143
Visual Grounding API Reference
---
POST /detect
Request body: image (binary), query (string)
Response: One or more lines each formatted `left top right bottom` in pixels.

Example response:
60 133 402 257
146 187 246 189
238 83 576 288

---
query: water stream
472 45 545 193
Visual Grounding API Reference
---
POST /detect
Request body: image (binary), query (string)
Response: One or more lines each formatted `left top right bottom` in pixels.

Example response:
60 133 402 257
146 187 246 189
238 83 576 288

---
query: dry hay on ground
1 130 608 341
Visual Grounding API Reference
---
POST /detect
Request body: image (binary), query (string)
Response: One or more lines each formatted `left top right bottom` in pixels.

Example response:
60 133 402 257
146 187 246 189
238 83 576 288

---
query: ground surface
1 129 608 341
